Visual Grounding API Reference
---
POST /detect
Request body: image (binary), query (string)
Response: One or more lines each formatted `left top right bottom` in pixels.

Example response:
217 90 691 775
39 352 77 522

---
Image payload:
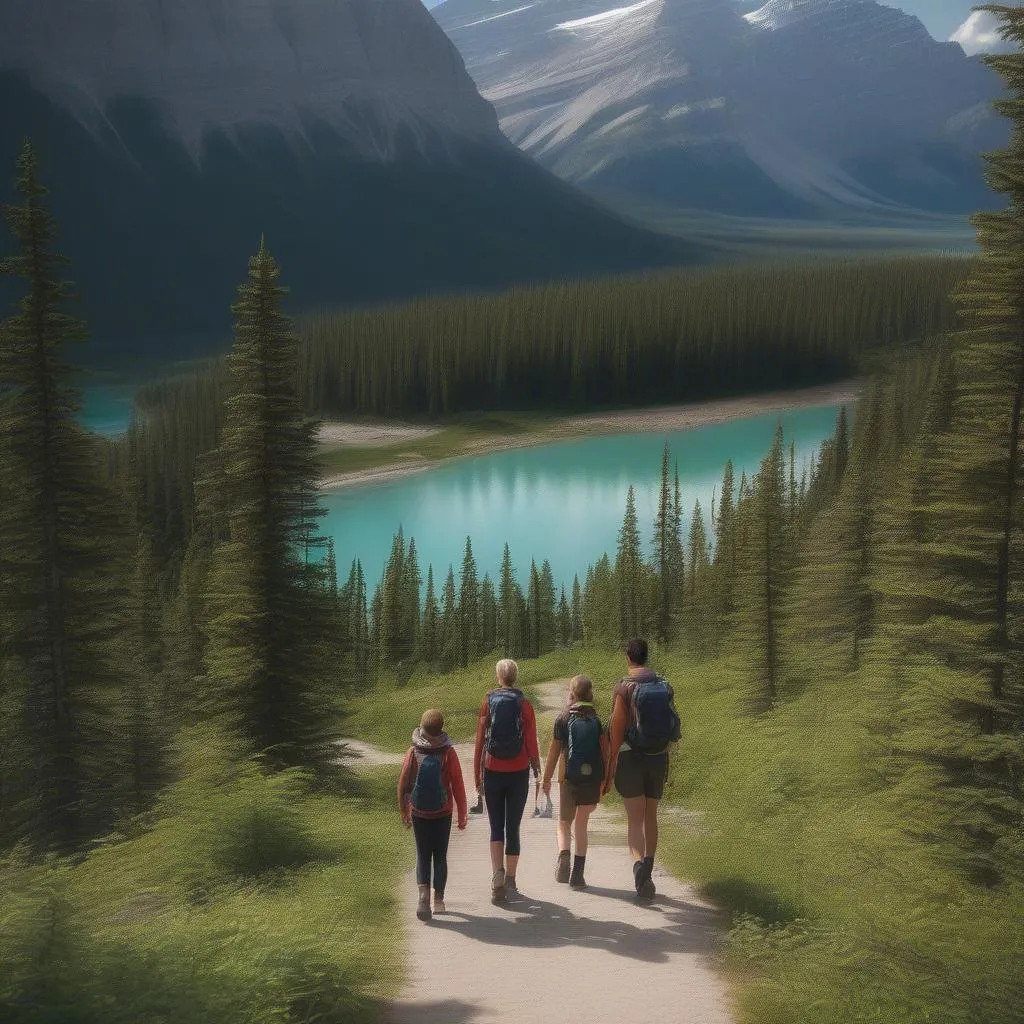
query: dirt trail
340 680 734 1024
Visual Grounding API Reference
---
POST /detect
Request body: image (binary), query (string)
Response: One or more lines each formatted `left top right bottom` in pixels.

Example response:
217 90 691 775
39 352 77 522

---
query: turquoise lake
322 404 844 595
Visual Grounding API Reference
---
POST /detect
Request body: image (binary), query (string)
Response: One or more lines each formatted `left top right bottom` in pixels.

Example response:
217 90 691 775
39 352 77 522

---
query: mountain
0 0 690 359
432 0 1007 220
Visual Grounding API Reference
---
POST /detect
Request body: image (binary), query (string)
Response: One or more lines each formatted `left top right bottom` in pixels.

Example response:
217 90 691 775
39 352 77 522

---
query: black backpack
626 676 681 753
486 688 524 759
565 708 603 783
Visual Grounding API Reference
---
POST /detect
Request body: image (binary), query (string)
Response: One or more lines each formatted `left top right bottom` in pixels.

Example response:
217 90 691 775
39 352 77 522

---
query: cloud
949 9 1014 55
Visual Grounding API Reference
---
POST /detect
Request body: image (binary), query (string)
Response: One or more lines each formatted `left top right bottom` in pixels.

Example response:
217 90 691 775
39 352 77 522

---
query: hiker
473 658 541 904
398 709 468 922
603 637 681 900
541 674 609 890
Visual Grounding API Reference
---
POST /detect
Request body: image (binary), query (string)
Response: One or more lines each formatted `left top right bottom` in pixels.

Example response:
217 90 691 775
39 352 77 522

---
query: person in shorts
541 675 609 890
603 637 680 900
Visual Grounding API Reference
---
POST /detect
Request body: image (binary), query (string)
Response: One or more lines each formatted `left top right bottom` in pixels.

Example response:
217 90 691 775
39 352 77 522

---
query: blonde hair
495 659 518 687
570 675 593 702
420 709 444 736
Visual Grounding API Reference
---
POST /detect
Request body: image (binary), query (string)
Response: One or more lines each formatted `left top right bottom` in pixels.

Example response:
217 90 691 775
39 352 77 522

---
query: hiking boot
569 854 587 889
634 859 656 901
491 867 507 904
416 885 432 921
505 876 519 899
555 850 571 884
433 893 446 914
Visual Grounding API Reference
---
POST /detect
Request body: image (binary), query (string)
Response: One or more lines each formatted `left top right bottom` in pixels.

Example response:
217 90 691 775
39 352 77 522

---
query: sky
421 1 981 46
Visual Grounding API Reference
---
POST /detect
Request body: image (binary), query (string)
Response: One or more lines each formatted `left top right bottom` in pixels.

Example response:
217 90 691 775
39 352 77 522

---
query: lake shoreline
318 380 863 492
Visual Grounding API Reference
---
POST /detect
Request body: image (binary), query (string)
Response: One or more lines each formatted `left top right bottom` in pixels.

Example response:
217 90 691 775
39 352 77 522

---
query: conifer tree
669 462 687 632
686 501 713 651
439 566 460 669
195 239 334 771
571 574 583 644
653 442 674 642
498 543 521 656
526 560 541 658
421 565 439 665
404 537 422 663
459 537 480 666
735 425 788 708
0 141 130 850
538 560 558 654
557 587 572 647
714 460 737 628
616 486 648 641
882 7 1024 881
480 573 498 654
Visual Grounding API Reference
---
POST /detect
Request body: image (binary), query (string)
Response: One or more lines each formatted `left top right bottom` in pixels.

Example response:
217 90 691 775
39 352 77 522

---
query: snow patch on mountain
554 0 661 32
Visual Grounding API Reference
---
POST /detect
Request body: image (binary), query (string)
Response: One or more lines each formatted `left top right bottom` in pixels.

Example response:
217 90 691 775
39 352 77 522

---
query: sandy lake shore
318 380 863 492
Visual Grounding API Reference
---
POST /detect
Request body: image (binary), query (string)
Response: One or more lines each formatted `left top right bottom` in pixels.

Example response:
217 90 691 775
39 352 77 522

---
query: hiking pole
531 777 541 817
470 791 483 814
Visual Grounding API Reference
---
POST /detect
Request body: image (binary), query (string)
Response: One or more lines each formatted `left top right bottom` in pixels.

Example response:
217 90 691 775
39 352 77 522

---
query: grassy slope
0 727 407 1024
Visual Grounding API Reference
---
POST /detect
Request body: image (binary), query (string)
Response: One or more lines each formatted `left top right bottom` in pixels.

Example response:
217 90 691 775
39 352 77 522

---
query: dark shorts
558 780 601 822
614 748 669 800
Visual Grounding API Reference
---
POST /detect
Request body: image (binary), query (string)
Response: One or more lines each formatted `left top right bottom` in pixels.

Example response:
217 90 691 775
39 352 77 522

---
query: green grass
0 725 407 1024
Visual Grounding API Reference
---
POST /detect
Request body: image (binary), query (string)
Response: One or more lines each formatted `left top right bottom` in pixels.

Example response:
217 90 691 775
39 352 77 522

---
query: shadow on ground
421 889 725 964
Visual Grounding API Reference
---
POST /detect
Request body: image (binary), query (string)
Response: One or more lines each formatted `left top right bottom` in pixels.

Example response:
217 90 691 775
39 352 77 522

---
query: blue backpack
410 750 448 813
486 688 524 759
565 707 603 783
626 676 681 753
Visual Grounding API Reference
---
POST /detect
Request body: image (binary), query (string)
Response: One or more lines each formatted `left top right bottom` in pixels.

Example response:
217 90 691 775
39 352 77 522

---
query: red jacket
398 736 467 821
473 688 541 782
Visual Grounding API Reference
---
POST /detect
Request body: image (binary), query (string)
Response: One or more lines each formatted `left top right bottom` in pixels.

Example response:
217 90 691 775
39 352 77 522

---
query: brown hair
626 637 648 666
570 675 594 702
420 709 444 737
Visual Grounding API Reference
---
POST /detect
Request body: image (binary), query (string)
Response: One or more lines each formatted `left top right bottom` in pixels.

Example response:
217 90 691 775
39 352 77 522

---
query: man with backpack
603 637 681 901
541 675 609 890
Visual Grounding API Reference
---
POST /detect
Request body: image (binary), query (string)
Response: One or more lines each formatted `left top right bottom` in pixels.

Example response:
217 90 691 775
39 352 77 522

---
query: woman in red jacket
398 709 468 921
473 659 541 904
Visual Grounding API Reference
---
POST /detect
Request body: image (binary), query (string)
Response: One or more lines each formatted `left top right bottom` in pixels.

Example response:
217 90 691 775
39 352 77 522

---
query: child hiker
540 675 608 889
397 709 468 921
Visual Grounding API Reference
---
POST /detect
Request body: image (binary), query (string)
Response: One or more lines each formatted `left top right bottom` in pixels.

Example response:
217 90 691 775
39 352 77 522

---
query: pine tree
881 8 1024 881
324 538 339 603
459 536 480 666
404 537 422 663
421 565 439 665
615 486 649 641
0 141 130 851
498 543 521 656
195 239 334 772
557 587 572 647
439 566 460 669
538 560 557 654
714 460 737 629
525 560 541 658
686 501 713 651
652 441 674 642
480 573 498 654
735 425 788 709
379 527 406 664
669 461 687 634
570 574 583 644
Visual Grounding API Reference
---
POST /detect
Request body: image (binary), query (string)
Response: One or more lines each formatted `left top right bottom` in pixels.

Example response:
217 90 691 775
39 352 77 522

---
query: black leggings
483 768 530 856
412 814 452 895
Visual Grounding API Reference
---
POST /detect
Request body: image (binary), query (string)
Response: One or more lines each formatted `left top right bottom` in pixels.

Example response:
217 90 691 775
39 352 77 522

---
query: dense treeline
298 256 967 416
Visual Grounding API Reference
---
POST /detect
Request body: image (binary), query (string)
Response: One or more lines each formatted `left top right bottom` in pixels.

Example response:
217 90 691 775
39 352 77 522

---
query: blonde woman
473 659 541 903
541 675 608 889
